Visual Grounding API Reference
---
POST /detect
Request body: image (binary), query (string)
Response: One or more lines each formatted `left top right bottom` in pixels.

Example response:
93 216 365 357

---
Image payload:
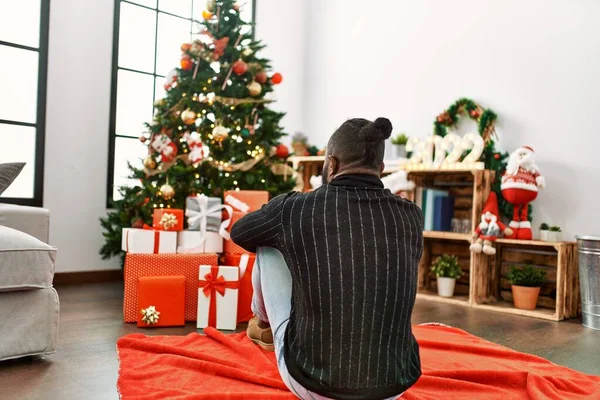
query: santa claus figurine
470 192 513 255
501 146 545 240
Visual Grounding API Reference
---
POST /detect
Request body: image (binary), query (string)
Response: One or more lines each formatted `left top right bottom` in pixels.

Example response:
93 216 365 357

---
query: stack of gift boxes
121 190 268 330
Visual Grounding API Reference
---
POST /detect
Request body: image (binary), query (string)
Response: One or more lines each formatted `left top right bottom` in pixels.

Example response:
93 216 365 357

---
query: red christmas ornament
275 144 290 159
180 56 193 71
494 153 500 160
132 218 145 229
139 136 147 143
271 72 283 85
181 43 191 53
232 60 248 75
255 71 267 84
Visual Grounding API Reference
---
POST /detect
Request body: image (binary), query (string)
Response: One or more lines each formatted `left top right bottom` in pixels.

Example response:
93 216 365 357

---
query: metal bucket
576 236 600 330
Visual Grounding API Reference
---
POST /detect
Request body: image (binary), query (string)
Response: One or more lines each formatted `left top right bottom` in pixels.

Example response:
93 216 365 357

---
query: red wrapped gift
153 209 184 231
137 276 185 328
223 253 256 323
124 253 218 322
224 211 253 254
224 190 269 213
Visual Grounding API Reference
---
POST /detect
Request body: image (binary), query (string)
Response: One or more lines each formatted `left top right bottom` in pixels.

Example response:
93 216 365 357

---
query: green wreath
432 98 520 221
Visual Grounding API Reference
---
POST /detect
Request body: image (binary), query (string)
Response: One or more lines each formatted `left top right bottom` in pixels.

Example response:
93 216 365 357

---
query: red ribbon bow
199 266 239 328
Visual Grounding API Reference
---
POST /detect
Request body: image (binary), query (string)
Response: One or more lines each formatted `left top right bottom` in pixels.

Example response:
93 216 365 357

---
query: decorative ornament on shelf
271 72 283 85
232 60 248 75
143 155 156 170
500 146 545 240
275 144 290 159
247 81 262 97
181 108 197 125
470 192 513 256
160 183 175 201
140 305 160 326
212 125 230 142
180 55 193 71
202 9 213 20
291 132 309 156
255 71 267 84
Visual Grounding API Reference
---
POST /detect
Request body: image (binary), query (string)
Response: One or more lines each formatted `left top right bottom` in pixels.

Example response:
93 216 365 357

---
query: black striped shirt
231 175 423 400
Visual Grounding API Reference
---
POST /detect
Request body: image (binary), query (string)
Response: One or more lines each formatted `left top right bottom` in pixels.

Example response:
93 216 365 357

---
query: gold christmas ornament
247 81 262 97
212 125 230 142
181 108 197 125
206 0 216 12
143 155 156 169
242 48 253 57
160 183 175 200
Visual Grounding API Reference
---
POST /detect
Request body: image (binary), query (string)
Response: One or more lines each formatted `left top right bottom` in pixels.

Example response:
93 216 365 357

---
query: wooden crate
472 240 579 321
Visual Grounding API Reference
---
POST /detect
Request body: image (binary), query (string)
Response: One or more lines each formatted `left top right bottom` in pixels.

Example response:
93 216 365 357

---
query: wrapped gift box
186 195 232 233
224 190 269 213
177 231 223 254
122 228 177 254
224 211 253 254
197 265 239 330
137 276 186 328
123 253 218 322
152 209 184 231
223 253 256 323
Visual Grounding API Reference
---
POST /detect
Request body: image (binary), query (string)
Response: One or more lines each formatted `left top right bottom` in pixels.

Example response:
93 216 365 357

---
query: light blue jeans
251 247 400 400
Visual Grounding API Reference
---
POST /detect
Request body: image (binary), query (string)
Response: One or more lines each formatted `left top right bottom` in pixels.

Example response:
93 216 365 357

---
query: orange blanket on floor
116 324 600 399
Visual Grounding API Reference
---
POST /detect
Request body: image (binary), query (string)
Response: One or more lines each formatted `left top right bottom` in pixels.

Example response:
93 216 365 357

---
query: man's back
232 175 424 399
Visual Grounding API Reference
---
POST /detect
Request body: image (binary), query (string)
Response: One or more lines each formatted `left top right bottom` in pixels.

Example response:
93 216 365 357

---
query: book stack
415 188 455 231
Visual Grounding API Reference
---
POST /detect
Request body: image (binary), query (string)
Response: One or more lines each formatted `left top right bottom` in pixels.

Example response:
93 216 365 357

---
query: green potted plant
430 254 462 297
548 226 562 242
539 223 550 241
507 265 547 310
391 133 409 159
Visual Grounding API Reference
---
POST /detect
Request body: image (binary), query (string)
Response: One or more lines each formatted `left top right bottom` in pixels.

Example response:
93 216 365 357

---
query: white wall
45 0 119 272
303 0 600 240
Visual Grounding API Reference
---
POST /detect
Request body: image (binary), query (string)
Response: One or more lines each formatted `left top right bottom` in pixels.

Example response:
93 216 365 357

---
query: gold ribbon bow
160 213 178 230
140 305 160 325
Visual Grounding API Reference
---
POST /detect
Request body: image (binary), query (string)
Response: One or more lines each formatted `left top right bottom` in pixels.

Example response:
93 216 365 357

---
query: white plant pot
437 277 456 297
540 230 549 241
392 145 407 159
547 231 562 242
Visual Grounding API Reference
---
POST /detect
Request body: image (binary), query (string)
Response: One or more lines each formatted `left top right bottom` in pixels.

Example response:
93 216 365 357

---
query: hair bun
373 117 393 140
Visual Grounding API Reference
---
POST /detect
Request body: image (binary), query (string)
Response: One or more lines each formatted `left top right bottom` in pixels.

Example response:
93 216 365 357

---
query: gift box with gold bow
152 209 184 231
137 276 185 328
197 265 239 331
123 253 218 322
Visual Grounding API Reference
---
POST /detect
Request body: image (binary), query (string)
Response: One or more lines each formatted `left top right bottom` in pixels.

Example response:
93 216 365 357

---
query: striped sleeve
230 193 290 252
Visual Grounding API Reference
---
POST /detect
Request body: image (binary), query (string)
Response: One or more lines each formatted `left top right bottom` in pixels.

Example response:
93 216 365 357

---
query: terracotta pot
437 277 456 297
511 285 541 310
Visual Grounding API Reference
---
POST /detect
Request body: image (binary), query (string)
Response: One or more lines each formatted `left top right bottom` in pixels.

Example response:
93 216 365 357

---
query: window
107 0 255 204
0 0 50 206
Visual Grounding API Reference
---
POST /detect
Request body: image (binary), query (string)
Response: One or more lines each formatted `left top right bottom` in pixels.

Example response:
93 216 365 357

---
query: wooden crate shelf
410 169 580 322
472 240 579 321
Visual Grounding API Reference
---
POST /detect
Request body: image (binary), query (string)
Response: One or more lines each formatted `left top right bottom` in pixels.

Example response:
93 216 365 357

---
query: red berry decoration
181 43 191 52
180 56 193 71
271 72 283 84
232 60 248 76
494 153 500 160
255 71 267 84
275 144 289 159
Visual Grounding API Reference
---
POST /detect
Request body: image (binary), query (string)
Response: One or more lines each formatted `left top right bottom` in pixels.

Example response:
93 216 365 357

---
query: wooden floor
0 282 599 400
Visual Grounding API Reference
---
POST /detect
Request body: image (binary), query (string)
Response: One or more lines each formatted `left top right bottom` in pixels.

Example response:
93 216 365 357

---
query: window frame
0 0 50 207
106 0 256 207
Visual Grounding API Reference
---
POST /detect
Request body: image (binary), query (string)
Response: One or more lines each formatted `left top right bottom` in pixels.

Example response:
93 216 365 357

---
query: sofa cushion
0 162 25 195
0 225 57 291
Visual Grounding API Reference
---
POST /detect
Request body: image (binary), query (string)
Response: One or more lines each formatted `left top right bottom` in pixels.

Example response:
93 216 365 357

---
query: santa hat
482 192 500 217
519 146 534 153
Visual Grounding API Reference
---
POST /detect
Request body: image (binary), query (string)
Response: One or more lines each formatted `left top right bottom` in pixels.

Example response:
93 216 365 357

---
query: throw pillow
0 163 25 195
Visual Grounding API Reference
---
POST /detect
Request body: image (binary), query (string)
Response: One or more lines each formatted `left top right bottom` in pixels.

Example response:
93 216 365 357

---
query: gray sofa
0 203 59 361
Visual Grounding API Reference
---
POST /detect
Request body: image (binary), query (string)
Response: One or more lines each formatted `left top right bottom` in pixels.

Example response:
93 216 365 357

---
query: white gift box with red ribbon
197 265 239 331
176 231 223 254
121 228 177 254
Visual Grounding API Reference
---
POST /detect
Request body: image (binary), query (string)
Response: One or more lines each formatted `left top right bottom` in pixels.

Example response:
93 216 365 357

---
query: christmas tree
101 0 295 263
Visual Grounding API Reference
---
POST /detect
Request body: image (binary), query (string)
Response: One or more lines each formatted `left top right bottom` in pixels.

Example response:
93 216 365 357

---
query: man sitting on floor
231 117 424 400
